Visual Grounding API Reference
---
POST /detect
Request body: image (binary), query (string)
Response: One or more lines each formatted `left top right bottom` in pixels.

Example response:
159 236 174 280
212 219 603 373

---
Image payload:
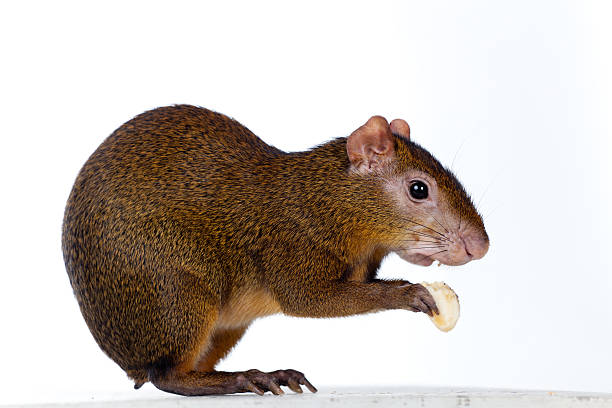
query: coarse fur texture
62 105 488 395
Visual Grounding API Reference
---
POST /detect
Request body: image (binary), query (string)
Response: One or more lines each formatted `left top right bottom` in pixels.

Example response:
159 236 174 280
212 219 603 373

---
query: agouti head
346 116 489 266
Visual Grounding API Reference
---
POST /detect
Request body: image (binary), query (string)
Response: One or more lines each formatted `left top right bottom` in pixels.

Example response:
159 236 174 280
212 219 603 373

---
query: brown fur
62 105 486 394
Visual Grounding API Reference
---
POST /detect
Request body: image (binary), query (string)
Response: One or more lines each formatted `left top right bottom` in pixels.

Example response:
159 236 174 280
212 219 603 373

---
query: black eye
409 181 428 200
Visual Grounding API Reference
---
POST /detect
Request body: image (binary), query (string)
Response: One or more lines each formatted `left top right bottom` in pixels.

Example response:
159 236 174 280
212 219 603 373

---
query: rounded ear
346 115 395 173
390 119 410 140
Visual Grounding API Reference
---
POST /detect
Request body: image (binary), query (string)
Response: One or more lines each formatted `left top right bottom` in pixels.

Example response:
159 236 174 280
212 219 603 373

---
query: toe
245 381 265 396
301 377 318 393
287 378 303 393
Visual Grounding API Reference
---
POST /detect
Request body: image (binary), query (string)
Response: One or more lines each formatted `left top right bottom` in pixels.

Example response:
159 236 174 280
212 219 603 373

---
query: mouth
395 250 436 266
395 247 474 267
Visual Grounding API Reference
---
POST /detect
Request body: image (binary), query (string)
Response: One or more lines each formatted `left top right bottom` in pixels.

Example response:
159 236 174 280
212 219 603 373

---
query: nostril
461 238 473 258
461 233 488 261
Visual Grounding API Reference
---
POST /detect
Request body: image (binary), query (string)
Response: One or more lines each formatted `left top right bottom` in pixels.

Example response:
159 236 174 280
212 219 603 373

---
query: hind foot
151 368 317 396
241 369 317 395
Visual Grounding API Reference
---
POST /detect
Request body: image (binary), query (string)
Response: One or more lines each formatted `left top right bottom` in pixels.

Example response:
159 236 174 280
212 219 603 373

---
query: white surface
1 0 612 405
3 388 612 408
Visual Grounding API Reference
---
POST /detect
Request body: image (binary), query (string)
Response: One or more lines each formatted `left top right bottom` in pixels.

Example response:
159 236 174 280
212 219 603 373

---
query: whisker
475 167 505 212
398 241 447 246
483 203 504 221
408 220 448 239
430 214 450 234
450 137 468 173
403 245 448 250
402 228 448 242
436 204 454 237
400 217 449 241
428 249 448 257
397 239 441 244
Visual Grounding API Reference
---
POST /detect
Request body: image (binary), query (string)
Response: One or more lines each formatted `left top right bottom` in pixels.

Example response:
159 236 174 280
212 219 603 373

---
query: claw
415 298 432 316
301 378 318 393
425 295 439 315
405 283 438 316
262 369 317 394
266 378 284 395
245 380 264 396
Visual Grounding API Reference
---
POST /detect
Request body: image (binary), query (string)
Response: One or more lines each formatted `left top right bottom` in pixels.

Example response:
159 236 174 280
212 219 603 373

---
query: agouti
62 105 489 396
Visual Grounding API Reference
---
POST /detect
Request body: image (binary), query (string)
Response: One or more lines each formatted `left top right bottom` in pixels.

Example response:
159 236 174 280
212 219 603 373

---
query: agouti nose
462 232 489 260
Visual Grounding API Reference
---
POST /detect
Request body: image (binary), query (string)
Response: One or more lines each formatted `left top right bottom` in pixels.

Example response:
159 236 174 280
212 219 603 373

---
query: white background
1 0 611 405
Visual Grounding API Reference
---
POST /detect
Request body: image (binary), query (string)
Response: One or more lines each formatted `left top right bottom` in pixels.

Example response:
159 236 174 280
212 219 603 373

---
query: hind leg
151 325 317 396
196 326 316 395
195 326 249 373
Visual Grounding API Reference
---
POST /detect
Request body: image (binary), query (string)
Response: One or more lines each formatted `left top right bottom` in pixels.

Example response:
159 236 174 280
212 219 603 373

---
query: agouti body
62 105 489 396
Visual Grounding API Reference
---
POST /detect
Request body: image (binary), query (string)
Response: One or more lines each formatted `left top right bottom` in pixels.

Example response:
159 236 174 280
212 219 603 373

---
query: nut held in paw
421 281 460 332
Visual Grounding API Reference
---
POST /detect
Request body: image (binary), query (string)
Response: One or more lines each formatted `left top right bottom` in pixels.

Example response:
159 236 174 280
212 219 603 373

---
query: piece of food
421 281 460 332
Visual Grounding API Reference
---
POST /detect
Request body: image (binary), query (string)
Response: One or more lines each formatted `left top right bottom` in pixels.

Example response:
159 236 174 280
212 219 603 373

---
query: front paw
396 283 439 316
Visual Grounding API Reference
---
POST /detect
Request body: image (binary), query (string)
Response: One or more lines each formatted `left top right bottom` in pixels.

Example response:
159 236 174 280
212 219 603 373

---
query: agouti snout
62 105 488 395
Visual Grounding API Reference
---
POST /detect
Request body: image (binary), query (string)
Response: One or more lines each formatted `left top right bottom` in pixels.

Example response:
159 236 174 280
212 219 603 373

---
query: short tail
127 369 149 389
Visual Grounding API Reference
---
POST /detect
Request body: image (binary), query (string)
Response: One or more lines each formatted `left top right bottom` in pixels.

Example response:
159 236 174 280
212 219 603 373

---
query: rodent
62 105 489 396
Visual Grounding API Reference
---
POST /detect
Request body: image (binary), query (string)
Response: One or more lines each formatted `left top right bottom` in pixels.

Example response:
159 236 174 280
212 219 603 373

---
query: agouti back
62 105 488 395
